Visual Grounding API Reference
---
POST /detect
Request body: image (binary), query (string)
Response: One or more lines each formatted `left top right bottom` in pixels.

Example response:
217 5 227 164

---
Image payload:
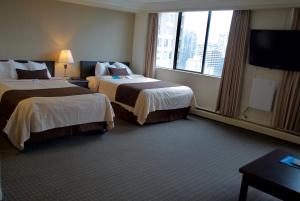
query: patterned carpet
0 115 299 201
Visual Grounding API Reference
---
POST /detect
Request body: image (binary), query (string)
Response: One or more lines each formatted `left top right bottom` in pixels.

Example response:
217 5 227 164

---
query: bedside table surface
68 79 88 88
68 79 87 82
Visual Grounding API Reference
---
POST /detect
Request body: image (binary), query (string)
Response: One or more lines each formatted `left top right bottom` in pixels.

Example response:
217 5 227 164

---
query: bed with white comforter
87 75 195 124
0 78 114 150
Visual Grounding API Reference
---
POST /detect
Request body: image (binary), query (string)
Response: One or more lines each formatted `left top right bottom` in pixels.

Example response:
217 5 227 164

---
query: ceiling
58 0 300 13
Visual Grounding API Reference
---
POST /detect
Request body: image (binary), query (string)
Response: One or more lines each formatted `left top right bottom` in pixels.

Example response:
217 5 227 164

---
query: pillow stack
16 69 49 80
95 61 133 78
0 61 11 79
107 67 129 76
27 61 52 78
0 60 51 79
9 60 29 79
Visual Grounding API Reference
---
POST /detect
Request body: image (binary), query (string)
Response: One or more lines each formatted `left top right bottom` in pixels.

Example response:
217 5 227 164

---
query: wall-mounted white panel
249 78 277 112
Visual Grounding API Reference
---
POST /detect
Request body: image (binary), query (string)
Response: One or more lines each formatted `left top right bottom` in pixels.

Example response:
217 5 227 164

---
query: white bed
87 74 195 124
0 78 114 150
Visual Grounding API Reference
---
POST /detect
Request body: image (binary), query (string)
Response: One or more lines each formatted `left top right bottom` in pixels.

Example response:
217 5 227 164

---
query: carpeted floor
0 115 299 201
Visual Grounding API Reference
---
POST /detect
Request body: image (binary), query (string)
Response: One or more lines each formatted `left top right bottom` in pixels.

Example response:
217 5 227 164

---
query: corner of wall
131 12 149 75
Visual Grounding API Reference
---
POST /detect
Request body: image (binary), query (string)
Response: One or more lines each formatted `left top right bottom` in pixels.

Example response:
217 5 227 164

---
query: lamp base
64 64 68 78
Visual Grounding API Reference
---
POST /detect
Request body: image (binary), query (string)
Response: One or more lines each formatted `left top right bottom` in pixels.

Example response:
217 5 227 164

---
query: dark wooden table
239 149 300 201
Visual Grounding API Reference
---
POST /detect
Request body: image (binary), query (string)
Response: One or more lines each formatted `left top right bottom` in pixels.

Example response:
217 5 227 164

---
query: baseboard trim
191 108 300 145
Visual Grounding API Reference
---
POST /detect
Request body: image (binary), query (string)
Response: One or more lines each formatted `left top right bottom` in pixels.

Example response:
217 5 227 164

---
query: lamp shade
58 49 74 64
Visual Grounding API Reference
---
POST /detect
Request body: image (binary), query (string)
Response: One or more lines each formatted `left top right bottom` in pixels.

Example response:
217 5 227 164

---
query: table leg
239 175 248 201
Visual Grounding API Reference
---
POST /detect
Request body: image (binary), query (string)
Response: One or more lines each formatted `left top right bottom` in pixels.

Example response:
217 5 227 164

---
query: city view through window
156 12 178 69
156 10 233 77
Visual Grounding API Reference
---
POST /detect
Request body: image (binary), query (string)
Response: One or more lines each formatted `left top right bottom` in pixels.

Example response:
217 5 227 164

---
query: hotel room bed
0 60 114 150
80 61 195 125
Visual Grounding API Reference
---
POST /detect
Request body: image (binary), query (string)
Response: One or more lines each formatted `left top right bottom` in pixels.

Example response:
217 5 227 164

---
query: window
177 11 208 72
156 12 178 68
156 10 233 77
164 39 168 47
203 11 233 77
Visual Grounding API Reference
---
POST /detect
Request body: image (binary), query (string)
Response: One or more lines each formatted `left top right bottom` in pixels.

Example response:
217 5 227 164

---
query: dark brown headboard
0 60 55 77
80 61 130 79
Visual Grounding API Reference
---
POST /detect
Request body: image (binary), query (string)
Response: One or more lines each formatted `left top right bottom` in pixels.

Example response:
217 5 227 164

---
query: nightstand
68 79 88 88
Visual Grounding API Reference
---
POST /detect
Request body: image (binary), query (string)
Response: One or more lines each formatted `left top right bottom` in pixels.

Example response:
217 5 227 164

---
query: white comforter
0 79 114 150
87 75 195 124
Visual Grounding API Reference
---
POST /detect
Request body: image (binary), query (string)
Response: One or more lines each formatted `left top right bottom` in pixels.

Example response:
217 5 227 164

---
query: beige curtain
216 10 251 117
144 13 158 78
273 8 300 134
291 8 300 28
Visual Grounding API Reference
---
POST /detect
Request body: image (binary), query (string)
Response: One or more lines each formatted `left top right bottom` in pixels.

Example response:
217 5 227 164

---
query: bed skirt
0 116 106 145
28 122 107 142
111 102 190 124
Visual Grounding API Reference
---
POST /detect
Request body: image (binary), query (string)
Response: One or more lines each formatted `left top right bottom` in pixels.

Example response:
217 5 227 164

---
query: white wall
0 0 134 77
131 13 148 75
132 8 293 126
156 69 221 111
239 8 292 126
140 0 300 13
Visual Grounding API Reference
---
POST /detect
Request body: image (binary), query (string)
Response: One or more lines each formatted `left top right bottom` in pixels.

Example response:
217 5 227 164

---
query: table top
239 149 300 193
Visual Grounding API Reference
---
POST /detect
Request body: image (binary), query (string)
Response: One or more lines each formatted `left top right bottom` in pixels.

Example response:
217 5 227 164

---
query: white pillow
113 62 133 75
86 76 99 92
0 61 11 79
10 60 29 79
106 64 131 76
28 61 51 78
107 64 116 69
95 62 110 78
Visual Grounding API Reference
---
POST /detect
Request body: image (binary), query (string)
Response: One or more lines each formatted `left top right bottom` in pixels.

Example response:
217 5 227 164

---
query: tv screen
249 30 300 71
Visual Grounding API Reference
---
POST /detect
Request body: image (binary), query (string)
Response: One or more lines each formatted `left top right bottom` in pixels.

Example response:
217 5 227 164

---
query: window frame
159 10 231 76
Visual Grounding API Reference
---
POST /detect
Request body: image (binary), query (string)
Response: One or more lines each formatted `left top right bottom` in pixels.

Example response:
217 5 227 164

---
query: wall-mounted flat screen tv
249 30 300 71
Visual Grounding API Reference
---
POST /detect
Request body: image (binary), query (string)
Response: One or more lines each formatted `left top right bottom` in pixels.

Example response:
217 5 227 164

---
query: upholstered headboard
80 61 130 79
0 60 55 77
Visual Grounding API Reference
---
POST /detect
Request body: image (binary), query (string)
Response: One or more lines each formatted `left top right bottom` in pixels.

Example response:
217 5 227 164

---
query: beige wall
132 8 293 126
0 0 134 77
239 8 292 126
131 12 148 75
156 69 220 111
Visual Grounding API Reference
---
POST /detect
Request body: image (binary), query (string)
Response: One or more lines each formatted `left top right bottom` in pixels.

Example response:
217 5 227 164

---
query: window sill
155 67 222 79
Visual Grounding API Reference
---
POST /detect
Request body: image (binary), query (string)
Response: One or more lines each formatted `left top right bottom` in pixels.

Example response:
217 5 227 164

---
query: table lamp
58 49 74 79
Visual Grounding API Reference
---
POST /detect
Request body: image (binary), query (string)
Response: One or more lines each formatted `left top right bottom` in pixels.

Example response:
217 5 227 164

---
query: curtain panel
144 13 158 78
273 8 300 135
216 10 251 117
